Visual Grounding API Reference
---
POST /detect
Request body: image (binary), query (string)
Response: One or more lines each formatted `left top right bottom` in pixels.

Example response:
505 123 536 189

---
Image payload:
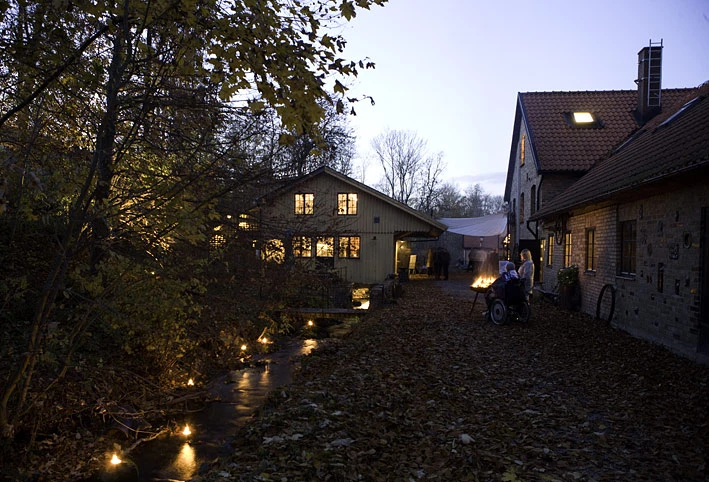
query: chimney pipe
635 39 663 124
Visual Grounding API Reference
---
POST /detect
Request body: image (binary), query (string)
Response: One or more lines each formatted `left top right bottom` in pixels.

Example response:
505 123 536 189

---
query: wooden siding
258 173 442 284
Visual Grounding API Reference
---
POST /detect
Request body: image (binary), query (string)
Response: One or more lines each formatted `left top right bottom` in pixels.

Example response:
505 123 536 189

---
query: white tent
438 213 507 237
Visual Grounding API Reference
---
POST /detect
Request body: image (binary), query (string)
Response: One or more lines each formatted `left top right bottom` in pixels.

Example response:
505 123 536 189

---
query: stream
95 338 321 482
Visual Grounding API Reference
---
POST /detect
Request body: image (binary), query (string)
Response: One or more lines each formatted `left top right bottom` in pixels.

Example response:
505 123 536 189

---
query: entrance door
698 207 709 355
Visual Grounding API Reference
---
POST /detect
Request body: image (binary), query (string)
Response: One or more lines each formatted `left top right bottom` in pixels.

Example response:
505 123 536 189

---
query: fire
471 276 496 289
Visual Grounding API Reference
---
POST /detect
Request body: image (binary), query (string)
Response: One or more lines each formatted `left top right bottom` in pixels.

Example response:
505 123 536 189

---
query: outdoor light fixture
182 424 192 436
110 453 122 465
187 378 194 386
240 344 247 351
307 320 314 327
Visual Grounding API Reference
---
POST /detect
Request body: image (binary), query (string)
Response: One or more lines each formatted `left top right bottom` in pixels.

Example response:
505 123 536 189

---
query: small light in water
187 378 194 386
182 424 192 436
110 453 122 465
240 344 247 351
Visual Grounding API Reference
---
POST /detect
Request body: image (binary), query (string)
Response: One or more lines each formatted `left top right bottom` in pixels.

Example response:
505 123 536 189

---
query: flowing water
95 338 320 482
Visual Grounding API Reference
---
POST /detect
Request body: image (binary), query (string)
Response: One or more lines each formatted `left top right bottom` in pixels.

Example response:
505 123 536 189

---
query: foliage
431 181 504 218
557 264 579 286
0 0 389 465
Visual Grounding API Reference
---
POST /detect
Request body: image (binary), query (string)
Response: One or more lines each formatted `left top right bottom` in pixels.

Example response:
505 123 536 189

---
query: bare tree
371 129 444 206
415 152 445 215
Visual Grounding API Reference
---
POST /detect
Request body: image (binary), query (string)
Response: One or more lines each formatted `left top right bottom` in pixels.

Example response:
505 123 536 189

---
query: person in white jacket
517 249 535 301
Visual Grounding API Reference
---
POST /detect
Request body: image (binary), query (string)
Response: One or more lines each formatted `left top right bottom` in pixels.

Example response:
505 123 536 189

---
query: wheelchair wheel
489 299 507 325
517 300 531 323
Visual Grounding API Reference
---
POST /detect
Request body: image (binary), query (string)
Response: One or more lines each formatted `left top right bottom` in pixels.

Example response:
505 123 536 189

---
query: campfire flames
470 275 496 290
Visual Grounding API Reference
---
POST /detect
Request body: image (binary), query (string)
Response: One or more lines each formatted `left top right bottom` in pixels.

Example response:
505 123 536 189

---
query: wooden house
253 166 446 285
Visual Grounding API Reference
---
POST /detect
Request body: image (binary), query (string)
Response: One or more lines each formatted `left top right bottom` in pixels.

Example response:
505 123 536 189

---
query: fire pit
469 275 497 313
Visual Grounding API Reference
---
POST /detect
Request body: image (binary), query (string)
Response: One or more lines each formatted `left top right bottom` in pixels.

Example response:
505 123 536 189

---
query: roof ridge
520 87 695 95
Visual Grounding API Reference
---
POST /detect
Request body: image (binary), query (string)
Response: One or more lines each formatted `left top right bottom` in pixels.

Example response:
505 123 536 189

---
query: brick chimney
635 39 663 124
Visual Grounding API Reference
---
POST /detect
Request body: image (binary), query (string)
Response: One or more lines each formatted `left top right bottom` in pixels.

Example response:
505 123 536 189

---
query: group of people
428 246 451 280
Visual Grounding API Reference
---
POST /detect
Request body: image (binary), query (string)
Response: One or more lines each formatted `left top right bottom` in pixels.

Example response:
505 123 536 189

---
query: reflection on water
172 443 196 477
97 338 319 482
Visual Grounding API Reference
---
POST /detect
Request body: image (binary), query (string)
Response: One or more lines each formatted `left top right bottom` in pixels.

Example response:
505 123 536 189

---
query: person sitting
483 262 518 315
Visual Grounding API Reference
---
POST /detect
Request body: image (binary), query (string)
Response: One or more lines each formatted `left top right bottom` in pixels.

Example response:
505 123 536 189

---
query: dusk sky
341 0 709 197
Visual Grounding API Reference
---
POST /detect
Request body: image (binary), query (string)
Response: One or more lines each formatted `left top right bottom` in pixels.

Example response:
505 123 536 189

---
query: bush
557 265 579 286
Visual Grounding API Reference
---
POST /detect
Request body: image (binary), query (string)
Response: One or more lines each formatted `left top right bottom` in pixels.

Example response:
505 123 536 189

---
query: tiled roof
520 89 693 172
532 83 709 219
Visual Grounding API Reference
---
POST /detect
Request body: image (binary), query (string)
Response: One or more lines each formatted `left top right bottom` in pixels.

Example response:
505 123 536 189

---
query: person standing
518 249 535 300
432 247 441 279
440 247 451 280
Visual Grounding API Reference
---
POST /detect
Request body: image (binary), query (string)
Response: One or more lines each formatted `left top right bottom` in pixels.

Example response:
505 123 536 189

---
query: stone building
504 41 709 363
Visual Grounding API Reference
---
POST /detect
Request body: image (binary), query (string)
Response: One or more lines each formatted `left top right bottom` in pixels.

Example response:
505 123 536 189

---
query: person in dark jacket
440 247 451 280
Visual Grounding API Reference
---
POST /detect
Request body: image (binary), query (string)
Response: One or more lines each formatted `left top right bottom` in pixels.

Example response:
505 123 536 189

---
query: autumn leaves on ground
199 272 709 482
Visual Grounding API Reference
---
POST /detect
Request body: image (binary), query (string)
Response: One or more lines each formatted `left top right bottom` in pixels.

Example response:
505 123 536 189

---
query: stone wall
541 183 709 363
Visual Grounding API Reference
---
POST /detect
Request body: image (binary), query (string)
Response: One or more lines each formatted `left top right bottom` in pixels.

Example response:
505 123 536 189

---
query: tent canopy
438 213 507 237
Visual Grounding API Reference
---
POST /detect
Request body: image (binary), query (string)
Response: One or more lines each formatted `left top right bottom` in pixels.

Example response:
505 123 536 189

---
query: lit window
295 193 314 215
337 193 358 215
238 213 254 230
547 235 554 266
520 133 526 166
573 112 595 123
565 112 602 128
338 236 360 259
539 238 545 282
563 232 572 268
316 237 334 257
293 236 312 257
210 233 226 249
585 228 596 272
262 239 285 263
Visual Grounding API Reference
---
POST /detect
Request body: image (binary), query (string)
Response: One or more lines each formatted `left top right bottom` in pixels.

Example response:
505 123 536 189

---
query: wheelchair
486 278 531 325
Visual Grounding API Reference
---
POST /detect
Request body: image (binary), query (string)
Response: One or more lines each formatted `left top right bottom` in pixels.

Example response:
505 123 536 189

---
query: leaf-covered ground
199 271 709 482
